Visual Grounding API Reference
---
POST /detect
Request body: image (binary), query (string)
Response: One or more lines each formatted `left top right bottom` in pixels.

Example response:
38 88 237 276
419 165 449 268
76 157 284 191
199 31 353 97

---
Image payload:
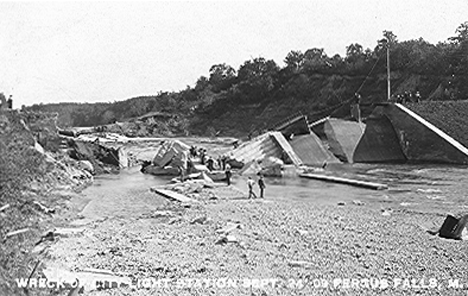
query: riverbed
46 141 468 296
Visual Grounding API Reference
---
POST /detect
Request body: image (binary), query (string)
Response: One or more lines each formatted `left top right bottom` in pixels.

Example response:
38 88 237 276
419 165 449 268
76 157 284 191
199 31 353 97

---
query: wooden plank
5 228 30 238
300 173 387 190
150 187 196 203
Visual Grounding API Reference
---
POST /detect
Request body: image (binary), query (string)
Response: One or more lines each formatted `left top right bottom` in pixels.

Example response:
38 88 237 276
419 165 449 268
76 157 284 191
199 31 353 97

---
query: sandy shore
44 165 468 296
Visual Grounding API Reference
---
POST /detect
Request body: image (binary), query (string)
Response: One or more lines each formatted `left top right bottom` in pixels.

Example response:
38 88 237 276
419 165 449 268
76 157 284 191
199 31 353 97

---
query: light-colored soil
42 141 468 296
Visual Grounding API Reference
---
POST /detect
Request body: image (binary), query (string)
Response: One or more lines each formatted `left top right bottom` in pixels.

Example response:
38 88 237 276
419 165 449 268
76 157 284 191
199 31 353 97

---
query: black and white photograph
1 1 468 295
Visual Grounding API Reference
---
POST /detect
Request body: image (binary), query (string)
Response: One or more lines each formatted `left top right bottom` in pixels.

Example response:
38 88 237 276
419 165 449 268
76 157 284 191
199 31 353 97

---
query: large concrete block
353 114 406 163
324 118 365 163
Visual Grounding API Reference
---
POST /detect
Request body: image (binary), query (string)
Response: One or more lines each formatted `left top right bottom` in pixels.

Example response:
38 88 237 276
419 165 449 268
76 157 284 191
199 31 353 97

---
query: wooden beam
300 173 387 190
150 187 196 203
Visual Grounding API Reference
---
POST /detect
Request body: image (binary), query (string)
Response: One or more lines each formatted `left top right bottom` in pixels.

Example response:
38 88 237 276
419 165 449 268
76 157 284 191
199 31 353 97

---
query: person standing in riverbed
225 163 232 186
258 174 266 198
247 177 256 199
178 165 186 183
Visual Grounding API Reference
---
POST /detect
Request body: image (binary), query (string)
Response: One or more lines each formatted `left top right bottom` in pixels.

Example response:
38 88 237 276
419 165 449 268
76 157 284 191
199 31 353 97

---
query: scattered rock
426 195 444 200
381 210 392 216
53 227 86 237
352 200 365 206
33 201 56 214
151 210 173 218
288 260 314 268
191 216 208 224
31 244 48 254
215 222 241 234
78 160 95 174
216 235 238 245
295 229 308 236
417 188 442 194
337 201 346 206
0 204 10 212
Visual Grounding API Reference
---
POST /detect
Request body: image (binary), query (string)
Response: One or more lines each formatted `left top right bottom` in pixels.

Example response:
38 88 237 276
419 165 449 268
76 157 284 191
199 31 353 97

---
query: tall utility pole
386 42 391 101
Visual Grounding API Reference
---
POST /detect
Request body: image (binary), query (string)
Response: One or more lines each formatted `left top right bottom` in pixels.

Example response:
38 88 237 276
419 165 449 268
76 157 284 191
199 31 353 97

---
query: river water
78 162 468 223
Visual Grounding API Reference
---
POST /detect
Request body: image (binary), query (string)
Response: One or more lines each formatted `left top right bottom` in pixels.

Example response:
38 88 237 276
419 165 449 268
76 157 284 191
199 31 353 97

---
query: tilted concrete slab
229 132 303 166
152 140 190 167
324 118 366 163
229 133 282 164
290 133 340 166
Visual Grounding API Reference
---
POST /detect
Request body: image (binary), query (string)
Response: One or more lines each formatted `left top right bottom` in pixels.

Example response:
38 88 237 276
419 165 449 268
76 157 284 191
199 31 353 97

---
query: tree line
27 22 468 136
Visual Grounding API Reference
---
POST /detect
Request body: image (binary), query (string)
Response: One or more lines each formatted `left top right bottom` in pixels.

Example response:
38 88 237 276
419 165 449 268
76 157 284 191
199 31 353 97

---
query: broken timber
5 228 30 239
150 187 196 203
299 173 388 190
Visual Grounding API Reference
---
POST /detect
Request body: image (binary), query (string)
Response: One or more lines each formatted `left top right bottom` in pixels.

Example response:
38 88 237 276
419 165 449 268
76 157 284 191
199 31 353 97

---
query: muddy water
79 162 468 223
78 166 171 221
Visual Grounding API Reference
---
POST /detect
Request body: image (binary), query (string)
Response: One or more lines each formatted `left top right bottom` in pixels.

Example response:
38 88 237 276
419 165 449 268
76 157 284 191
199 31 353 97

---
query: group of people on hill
393 91 421 103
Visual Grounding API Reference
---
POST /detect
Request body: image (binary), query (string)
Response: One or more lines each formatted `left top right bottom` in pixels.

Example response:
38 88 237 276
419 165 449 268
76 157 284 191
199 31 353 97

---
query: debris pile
142 140 190 175
239 156 284 177
67 138 127 174
153 179 246 202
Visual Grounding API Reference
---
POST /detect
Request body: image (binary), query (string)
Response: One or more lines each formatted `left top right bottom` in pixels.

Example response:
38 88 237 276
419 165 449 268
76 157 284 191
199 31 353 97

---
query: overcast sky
1 1 467 107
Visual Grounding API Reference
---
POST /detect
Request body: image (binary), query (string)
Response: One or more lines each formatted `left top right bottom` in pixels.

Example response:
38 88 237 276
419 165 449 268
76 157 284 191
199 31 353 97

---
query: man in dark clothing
190 146 197 157
258 174 266 198
7 96 12 109
200 149 206 165
206 157 215 171
225 163 232 186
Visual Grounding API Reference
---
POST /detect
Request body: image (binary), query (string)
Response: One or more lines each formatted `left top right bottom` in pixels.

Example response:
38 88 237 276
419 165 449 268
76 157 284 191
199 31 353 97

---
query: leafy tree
303 48 329 73
345 43 364 63
237 57 279 101
449 21 468 44
284 50 304 73
209 63 236 92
